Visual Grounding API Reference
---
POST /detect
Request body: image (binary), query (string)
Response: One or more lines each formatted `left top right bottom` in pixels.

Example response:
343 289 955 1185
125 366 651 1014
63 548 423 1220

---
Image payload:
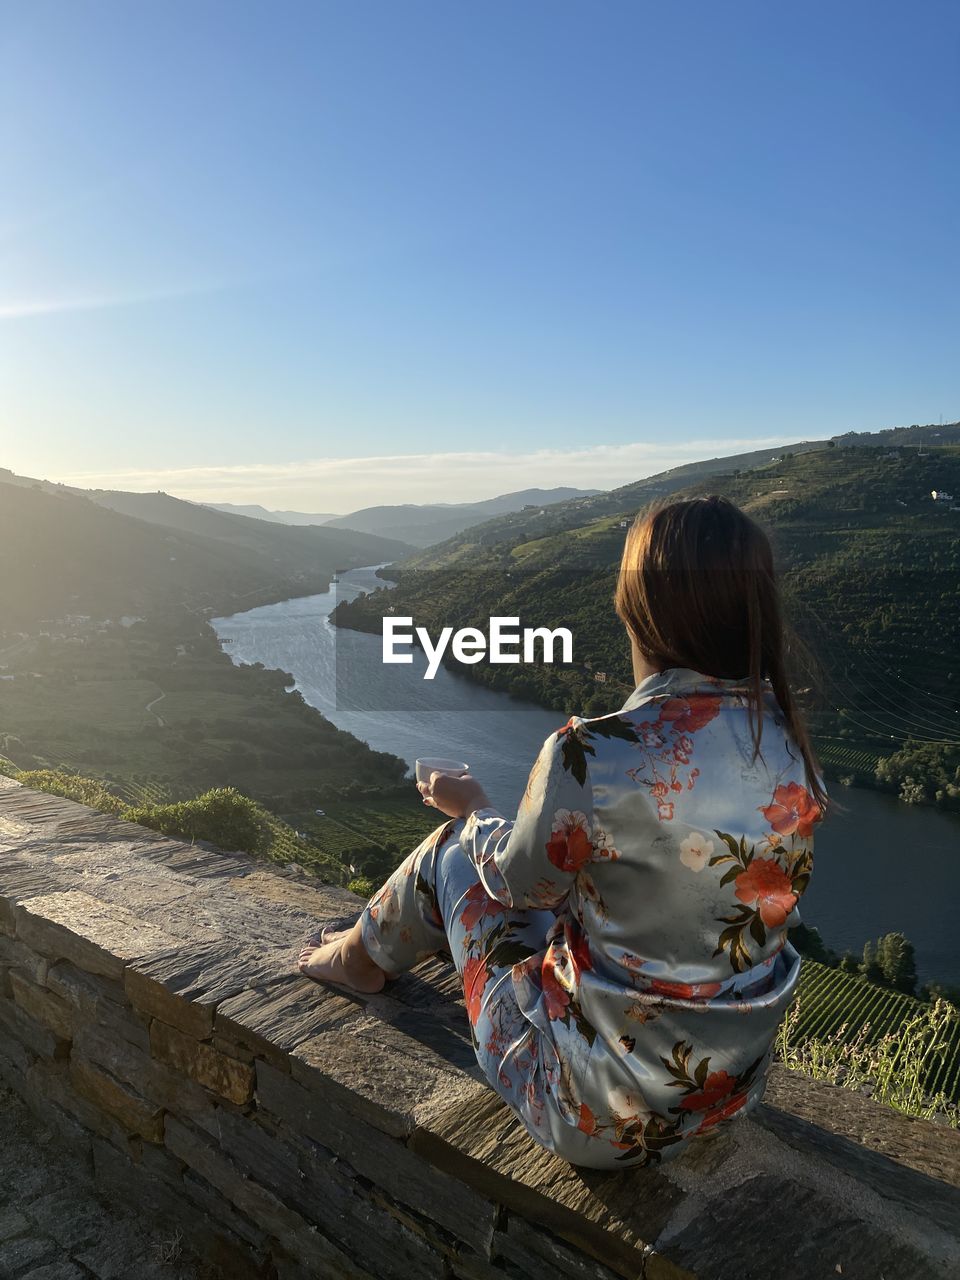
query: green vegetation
861 932 917 995
10 767 126 815
347 875 378 898
0 612 410 805
779 961 960 1120
124 787 275 856
4 766 352 885
875 740 960 807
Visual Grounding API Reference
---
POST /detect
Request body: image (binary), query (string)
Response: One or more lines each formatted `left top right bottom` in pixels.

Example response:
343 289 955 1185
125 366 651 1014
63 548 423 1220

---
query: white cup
415 757 470 785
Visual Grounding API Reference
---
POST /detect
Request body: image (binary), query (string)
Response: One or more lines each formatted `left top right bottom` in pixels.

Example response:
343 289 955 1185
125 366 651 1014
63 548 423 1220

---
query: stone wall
0 775 957 1280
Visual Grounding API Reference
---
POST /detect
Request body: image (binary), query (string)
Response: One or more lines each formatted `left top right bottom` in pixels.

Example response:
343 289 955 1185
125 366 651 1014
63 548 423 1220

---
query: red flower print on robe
762 781 821 840
462 957 489 1026
696 1091 749 1132
679 1069 739 1113
545 809 593 874
657 694 722 735
541 957 571 1020
459 881 506 930
576 1102 597 1135
734 858 797 928
647 978 723 1000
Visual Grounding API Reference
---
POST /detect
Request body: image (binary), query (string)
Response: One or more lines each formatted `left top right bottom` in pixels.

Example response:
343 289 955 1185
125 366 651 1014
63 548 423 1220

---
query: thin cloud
0 279 234 322
56 435 818 511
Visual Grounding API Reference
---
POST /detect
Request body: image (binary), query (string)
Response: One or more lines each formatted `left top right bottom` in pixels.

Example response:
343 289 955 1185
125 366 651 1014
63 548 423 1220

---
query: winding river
212 566 960 987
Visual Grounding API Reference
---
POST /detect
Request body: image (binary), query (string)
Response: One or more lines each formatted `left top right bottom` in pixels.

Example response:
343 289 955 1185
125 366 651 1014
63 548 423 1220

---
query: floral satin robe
360 667 825 1168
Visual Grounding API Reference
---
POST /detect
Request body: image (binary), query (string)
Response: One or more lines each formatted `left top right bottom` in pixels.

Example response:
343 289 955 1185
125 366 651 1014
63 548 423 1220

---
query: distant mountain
322 487 602 547
205 502 338 525
0 472 412 626
383 424 960 564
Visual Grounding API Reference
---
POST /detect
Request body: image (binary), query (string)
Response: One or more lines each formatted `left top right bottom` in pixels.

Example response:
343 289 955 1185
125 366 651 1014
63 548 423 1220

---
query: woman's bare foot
298 921 386 993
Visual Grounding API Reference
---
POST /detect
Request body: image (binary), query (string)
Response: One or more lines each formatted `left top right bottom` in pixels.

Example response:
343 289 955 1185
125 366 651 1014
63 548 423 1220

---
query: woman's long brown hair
614 495 828 813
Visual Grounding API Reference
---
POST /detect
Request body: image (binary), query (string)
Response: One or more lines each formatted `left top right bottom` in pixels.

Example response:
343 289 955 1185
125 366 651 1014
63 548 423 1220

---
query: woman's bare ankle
341 920 386 983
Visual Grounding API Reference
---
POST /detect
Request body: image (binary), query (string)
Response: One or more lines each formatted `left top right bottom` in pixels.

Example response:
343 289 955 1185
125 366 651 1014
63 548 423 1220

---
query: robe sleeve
458 722 595 909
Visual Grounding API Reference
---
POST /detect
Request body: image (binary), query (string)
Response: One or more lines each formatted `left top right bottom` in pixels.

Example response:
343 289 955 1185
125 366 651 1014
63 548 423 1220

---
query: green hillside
334 439 960 796
0 480 410 626
83 486 411 561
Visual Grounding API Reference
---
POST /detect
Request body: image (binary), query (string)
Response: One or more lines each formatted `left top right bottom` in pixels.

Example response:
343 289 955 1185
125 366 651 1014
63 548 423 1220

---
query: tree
878 932 917 995
840 951 859 974
790 922 829 963
861 940 883 983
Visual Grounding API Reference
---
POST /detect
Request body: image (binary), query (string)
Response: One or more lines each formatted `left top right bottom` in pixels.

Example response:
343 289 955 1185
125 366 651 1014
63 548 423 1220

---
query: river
212 566 960 987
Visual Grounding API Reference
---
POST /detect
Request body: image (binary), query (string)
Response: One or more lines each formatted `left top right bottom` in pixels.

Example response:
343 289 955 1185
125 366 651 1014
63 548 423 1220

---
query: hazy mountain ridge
202 486 602 546
205 503 338 525
0 474 412 625
311 486 603 546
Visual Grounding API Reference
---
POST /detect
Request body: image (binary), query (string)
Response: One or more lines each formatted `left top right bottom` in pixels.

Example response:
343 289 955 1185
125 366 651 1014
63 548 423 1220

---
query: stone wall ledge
0 775 957 1280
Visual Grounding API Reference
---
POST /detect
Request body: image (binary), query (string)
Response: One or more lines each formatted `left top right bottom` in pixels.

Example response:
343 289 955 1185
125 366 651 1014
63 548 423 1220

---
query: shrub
14 769 126 815
123 787 273 855
347 876 377 899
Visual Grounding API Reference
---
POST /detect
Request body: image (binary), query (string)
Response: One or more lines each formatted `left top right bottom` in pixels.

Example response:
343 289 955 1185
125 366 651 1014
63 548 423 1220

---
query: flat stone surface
216 974 360 1066
74 1022 218 1129
164 1115 369 1278
16 891 182 980
10 970 73 1040
0 993 70 1061
661 1163 948 1279
763 1061 960 1184
18 1263 89 1280
46 962 151 1053
0 1207 30 1241
125 940 291 1039
0 933 50 985
496 1216 625 1279
290 1014 487 1140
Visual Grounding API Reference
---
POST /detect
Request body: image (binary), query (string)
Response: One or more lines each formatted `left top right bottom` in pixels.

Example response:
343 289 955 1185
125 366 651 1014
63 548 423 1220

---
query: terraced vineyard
793 959 960 1102
109 777 175 807
813 740 883 778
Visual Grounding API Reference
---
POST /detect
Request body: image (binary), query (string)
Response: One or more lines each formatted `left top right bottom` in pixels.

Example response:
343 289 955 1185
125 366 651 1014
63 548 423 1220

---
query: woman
299 496 828 1169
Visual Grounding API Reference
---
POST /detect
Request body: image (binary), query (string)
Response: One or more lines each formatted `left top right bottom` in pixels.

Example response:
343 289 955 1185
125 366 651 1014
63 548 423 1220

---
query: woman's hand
418 771 491 819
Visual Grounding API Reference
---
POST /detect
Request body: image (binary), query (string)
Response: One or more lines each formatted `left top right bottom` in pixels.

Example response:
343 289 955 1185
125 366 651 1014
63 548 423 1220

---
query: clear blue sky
2 0 957 509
